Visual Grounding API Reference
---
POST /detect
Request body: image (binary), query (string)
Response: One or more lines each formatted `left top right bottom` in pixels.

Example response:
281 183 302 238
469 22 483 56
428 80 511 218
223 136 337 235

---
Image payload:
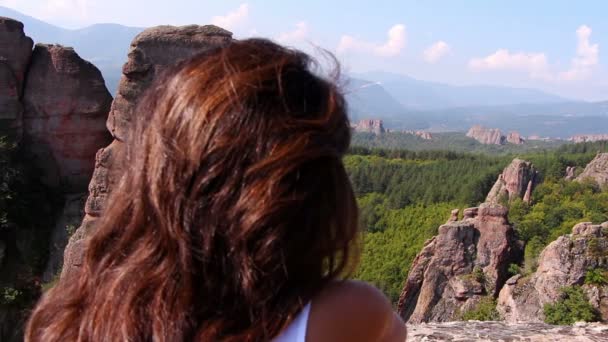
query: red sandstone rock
507 131 525 145
397 203 521 323
486 159 538 204
0 17 33 139
22 44 113 192
570 134 608 143
61 25 233 281
576 153 608 187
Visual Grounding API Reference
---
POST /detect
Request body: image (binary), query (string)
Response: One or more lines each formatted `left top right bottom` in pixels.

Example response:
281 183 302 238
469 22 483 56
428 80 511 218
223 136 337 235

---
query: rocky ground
407 321 608 341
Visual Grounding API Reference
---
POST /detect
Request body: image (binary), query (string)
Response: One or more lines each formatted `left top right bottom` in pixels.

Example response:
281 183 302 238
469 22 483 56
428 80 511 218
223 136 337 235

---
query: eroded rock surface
23 44 113 191
62 24 233 281
576 153 608 187
397 204 521 323
0 17 33 139
571 134 608 143
507 131 525 145
486 159 538 204
407 321 608 341
497 222 608 323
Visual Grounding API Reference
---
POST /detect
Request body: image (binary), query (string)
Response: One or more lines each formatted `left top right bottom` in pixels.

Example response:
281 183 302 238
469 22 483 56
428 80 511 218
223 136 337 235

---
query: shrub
472 266 485 283
508 263 521 277
585 268 608 286
461 297 501 321
0 287 22 305
543 286 599 325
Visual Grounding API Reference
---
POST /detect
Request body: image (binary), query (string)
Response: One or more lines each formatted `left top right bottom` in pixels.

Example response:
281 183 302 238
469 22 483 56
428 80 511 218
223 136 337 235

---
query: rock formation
575 153 608 187
0 18 112 341
570 134 608 143
497 222 608 323
0 17 33 139
507 131 525 145
486 159 538 204
354 119 385 135
397 203 521 323
407 321 608 341
466 125 505 145
62 25 233 281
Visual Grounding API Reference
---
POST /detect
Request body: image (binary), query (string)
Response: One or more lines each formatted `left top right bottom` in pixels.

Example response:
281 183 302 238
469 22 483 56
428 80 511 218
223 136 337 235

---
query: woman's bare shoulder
306 280 407 342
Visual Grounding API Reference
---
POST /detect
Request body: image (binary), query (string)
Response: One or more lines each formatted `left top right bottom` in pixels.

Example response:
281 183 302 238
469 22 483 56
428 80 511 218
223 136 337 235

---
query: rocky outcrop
407 321 608 341
576 153 608 187
61 25 233 281
354 119 385 135
0 17 33 139
466 125 505 145
486 159 538 204
497 222 608 323
397 204 521 323
570 134 608 143
507 131 525 145
0 18 112 341
23 44 113 191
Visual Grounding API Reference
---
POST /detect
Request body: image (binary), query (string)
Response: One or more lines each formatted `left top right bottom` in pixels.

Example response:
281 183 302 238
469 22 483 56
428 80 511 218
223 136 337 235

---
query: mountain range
3 5 608 138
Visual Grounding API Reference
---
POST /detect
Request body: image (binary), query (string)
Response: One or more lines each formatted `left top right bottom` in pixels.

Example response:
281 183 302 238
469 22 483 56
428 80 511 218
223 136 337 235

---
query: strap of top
272 302 312 342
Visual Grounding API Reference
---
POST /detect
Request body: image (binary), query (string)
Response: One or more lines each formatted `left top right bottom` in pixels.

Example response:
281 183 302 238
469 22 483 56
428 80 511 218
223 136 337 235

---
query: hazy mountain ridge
3 6 607 138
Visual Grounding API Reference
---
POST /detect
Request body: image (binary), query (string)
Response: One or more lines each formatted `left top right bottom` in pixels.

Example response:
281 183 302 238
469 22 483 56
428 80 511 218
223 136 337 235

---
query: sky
2 0 608 101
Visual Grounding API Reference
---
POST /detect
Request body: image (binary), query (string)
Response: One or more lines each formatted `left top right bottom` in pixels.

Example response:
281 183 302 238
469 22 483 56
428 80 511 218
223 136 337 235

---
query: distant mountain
0 6 143 94
356 71 571 109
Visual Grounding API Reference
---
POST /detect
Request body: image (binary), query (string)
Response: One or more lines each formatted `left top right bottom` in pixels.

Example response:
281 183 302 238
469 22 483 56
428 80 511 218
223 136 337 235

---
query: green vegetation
352 132 566 154
347 142 608 305
460 297 501 321
544 286 599 325
584 268 608 286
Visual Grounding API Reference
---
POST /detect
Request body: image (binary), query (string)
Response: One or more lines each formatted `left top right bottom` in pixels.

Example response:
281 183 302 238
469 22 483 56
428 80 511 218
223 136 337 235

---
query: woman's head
27 39 359 341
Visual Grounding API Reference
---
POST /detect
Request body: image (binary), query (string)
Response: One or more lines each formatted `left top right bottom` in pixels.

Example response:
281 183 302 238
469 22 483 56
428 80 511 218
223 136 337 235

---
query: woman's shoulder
306 280 407 342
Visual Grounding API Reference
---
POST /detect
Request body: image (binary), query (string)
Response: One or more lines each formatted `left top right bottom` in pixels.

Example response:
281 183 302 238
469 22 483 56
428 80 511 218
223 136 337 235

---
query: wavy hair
25 39 359 341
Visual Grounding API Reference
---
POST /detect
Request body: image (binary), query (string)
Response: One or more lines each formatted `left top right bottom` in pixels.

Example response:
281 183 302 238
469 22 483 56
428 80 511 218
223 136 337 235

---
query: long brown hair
26 39 359 341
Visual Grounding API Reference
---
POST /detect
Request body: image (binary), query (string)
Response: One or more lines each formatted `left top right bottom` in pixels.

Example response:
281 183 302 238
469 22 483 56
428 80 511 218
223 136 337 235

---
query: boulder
565 166 577 180
397 203 521 323
486 159 538 204
576 153 608 187
497 222 608 322
61 25 233 281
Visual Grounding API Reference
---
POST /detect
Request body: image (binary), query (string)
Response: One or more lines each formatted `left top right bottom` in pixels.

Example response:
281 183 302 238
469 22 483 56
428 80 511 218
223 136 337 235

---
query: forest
348 141 608 303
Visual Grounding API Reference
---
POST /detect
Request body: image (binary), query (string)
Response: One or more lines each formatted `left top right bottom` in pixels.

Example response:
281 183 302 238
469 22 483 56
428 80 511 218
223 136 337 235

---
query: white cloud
276 21 309 43
469 49 550 79
337 24 406 57
558 25 599 81
423 41 450 63
211 3 249 30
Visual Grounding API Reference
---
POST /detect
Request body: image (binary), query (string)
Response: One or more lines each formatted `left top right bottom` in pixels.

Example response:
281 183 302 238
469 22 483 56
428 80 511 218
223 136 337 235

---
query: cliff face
0 17 32 139
497 222 608 323
0 17 112 341
397 204 522 323
576 153 608 187
62 25 233 281
486 159 538 204
507 132 525 145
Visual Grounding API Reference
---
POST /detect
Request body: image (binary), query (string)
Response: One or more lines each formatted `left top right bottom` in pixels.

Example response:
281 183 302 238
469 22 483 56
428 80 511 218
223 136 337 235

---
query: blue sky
2 0 608 101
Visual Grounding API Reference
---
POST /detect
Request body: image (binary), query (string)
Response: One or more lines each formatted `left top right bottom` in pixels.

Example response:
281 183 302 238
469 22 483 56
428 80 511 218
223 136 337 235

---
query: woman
26 39 406 341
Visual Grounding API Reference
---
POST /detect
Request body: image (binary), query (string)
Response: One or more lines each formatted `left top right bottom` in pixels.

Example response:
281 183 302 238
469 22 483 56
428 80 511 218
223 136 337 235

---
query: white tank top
272 302 312 342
